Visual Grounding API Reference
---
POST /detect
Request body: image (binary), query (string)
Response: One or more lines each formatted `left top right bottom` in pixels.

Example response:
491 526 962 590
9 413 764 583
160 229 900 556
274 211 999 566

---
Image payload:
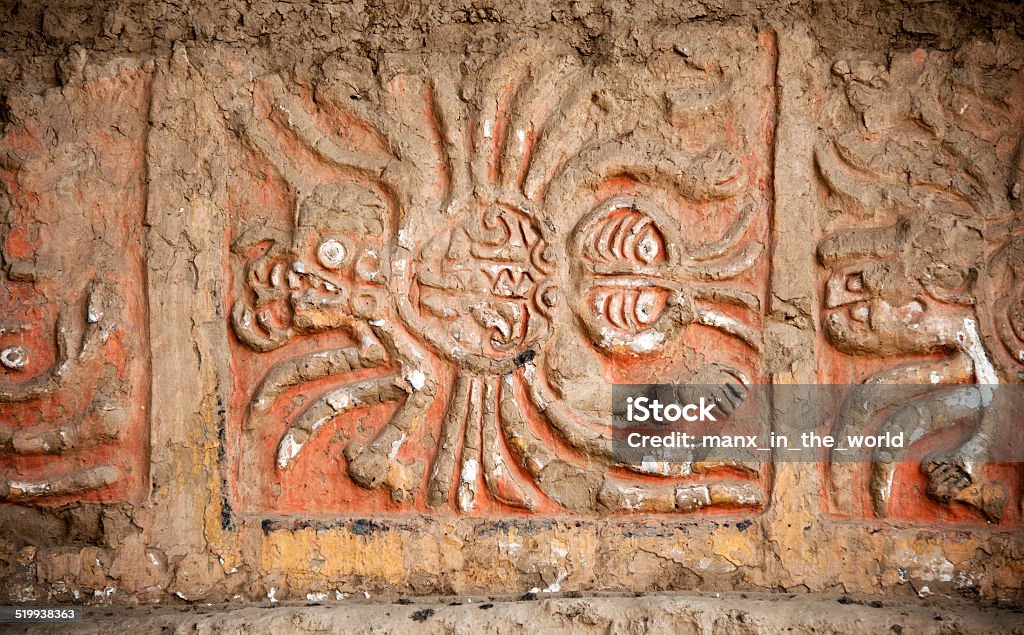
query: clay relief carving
0 62 151 503
225 31 775 514
819 44 1024 522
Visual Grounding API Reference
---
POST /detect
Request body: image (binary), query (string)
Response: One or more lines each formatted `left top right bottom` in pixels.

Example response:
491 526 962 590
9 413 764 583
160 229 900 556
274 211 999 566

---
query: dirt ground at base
4 592 1024 634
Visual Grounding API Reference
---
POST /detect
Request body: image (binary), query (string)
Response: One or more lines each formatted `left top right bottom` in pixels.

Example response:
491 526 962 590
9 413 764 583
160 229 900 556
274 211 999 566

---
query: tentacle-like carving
265 83 394 178
422 74 470 216
1 403 129 455
277 375 404 470
343 320 438 496
498 372 604 510
695 308 763 353
680 242 764 281
499 50 583 193
0 284 110 403
520 78 597 202
250 337 387 420
456 377 484 512
521 365 615 461
687 197 758 262
693 287 761 313
547 133 748 216
829 358 971 513
426 372 471 507
480 376 534 509
0 465 119 501
867 385 1006 520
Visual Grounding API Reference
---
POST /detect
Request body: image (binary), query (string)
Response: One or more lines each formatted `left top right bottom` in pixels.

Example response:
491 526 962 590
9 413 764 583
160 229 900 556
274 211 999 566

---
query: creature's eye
846 272 864 292
317 239 347 269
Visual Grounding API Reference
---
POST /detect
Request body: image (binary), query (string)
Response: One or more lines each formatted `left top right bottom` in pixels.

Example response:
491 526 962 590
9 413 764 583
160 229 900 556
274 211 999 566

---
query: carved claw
922 457 1008 522
230 302 292 352
923 457 974 501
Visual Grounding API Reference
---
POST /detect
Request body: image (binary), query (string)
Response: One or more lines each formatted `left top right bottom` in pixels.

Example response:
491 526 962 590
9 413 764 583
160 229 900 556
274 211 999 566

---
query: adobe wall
1 0 1023 604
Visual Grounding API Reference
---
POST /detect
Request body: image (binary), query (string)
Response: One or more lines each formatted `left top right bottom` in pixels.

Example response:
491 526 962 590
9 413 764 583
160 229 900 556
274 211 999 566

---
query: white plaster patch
389 433 407 459
956 317 998 386
406 369 427 391
10 481 50 496
543 571 567 593
278 434 302 469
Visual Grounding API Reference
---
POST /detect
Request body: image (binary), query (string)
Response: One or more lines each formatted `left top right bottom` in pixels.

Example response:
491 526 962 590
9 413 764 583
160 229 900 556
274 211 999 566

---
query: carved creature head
287 182 389 332
819 50 1024 377
819 212 984 355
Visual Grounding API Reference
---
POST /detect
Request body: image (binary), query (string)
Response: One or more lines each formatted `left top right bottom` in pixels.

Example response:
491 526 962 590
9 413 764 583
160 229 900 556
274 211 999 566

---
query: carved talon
923 458 973 501
922 456 1008 522
954 481 1009 523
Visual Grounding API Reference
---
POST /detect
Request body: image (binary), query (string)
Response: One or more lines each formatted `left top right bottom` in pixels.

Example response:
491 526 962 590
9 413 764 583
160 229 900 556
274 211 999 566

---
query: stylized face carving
407 200 558 366
818 214 983 355
286 183 390 332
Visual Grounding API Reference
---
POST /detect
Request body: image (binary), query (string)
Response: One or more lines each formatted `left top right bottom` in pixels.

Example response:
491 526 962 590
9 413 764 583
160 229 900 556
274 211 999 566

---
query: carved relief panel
222 29 776 516
816 43 1024 524
0 62 151 503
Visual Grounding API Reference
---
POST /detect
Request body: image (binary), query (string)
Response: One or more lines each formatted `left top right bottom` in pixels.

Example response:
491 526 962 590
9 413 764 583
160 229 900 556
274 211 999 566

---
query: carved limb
426 372 471 507
679 242 764 281
518 366 700 476
545 133 747 217
498 372 602 510
428 373 536 511
249 325 387 421
520 364 615 462
499 49 583 193
693 287 761 313
687 196 758 262
578 287 694 356
263 80 393 178
456 376 484 512
500 373 762 512
829 356 972 514
875 389 1009 522
480 376 535 510
378 69 462 224
276 375 405 470
695 308 763 353
1 403 129 455
421 73 471 212
1 465 118 501
519 77 597 202
342 320 438 499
